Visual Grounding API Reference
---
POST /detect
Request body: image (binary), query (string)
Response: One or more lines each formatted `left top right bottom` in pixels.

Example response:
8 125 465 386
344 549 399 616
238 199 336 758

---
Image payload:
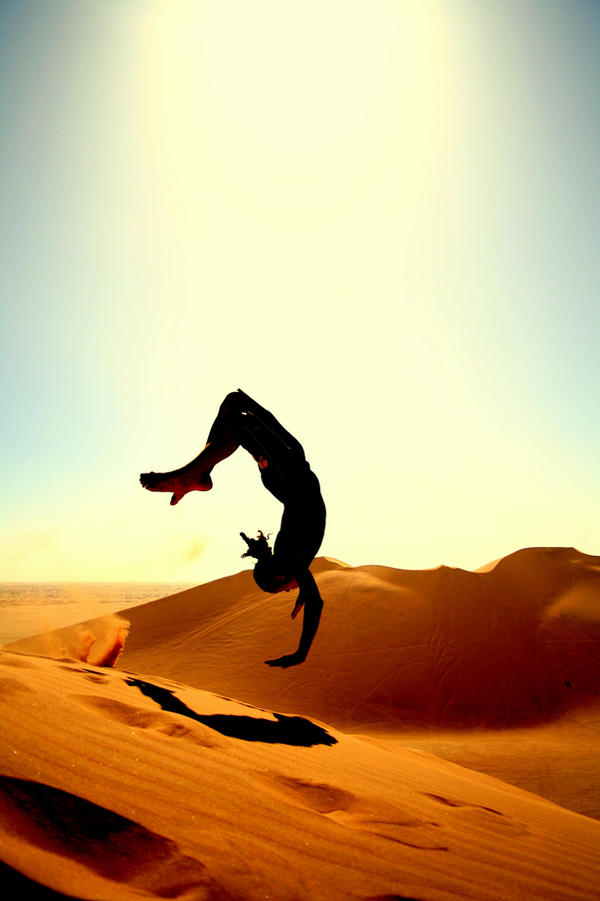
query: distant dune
14 546 598 729
3 547 600 898
122 545 599 728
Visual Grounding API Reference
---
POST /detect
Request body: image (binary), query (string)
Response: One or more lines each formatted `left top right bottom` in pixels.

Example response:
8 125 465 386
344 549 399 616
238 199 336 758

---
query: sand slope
1 650 600 900
118 546 600 729
4 546 600 897
10 548 600 728
13 548 599 731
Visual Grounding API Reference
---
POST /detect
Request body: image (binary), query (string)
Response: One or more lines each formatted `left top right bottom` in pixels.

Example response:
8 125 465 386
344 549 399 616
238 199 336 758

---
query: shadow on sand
125 677 337 747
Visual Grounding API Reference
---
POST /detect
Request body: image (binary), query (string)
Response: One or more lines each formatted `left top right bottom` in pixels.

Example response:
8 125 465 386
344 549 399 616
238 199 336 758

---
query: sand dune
2 650 600 900
3 546 600 898
13 548 599 730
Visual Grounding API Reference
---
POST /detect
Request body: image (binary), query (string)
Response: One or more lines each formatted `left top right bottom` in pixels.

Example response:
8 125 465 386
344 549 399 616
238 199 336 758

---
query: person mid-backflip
140 389 326 668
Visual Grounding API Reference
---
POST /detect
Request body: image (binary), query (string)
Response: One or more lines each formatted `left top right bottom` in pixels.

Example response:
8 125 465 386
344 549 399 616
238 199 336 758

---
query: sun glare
130 0 463 284
139 1 402 146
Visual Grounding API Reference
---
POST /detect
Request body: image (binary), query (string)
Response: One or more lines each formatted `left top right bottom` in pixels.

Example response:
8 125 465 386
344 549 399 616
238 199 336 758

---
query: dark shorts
232 390 310 502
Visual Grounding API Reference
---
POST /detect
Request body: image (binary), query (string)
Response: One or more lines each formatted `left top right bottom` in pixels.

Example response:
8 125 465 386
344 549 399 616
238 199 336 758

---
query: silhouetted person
140 389 326 668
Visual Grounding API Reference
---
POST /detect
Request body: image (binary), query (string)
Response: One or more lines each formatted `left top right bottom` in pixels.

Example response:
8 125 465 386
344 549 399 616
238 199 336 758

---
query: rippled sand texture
3 547 600 899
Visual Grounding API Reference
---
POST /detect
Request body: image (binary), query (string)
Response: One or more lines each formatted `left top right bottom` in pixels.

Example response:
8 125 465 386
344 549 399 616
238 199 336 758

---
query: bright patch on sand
38 615 129 667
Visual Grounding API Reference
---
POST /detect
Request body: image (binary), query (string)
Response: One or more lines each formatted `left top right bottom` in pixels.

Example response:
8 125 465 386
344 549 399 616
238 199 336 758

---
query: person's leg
140 392 243 505
235 389 304 458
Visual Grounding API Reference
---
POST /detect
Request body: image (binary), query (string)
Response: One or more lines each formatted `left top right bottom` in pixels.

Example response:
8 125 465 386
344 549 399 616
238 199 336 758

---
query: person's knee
220 391 244 414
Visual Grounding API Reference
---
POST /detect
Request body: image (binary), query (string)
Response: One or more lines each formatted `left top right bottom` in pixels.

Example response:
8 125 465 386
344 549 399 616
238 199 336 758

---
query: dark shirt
233 390 326 573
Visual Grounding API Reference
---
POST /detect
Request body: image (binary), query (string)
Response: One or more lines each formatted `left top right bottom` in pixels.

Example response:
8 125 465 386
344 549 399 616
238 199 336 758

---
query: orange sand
2 546 600 899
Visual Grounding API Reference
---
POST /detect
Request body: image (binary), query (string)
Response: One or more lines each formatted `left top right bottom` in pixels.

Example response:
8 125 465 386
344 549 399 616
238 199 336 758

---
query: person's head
252 556 298 594
240 530 298 594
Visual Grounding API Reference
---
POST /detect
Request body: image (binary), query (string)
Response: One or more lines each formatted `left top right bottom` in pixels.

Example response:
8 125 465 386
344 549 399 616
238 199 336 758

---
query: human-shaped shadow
125 678 337 747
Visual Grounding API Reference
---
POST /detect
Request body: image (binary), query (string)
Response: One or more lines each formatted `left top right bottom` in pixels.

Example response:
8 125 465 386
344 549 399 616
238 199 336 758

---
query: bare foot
140 470 213 505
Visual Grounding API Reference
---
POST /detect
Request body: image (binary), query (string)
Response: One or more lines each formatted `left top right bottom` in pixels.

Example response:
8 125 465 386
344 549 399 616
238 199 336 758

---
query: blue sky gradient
1 0 599 580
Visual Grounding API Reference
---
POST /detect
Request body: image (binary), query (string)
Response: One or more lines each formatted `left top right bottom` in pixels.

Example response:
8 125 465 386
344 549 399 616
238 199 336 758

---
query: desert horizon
2 544 600 899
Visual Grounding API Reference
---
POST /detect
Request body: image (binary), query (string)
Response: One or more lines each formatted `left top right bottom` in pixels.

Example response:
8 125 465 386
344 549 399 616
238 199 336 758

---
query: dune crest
9 548 599 727
106 547 600 729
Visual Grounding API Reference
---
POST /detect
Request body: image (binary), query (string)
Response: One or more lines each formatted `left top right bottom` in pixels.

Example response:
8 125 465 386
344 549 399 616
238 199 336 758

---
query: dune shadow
0 776 223 896
125 677 337 747
0 862 78 900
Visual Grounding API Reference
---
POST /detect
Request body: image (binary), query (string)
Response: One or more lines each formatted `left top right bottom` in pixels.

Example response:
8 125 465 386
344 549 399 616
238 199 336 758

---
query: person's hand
265 652 305 668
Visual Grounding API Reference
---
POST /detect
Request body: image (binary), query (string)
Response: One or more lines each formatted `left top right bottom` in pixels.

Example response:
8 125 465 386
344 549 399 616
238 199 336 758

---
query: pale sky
1 0 599 582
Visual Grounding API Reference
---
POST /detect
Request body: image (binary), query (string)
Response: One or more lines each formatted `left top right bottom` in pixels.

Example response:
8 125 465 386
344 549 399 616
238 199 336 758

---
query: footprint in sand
73 695 217 747
272 775 355 814
57 664 111 685
421 793 530 837
367 895 425 901
422 792 503 813
0 776 231 898
269 775 448 851
0 654 39 670
366 895 425 901
84 673 111 684
0 676 33 697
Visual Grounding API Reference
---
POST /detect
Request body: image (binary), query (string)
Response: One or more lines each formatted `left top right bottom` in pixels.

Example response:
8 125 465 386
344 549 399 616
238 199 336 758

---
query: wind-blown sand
2 547 600 899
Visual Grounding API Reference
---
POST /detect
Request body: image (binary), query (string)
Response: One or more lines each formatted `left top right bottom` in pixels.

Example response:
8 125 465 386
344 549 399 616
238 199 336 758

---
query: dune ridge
118 545 600 728
14 546 596 730
8 548 600 728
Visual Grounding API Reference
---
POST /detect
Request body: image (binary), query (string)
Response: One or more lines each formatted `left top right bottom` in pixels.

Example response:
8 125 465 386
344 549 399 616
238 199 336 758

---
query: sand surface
2 546 600 899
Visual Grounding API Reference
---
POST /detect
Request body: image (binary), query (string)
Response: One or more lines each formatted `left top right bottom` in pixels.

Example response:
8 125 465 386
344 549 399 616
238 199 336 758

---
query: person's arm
265 570 323 668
